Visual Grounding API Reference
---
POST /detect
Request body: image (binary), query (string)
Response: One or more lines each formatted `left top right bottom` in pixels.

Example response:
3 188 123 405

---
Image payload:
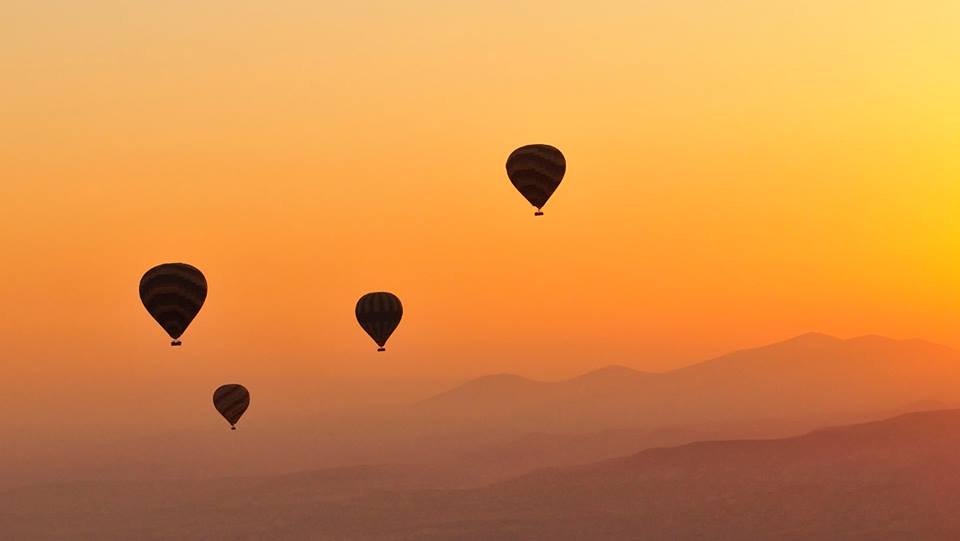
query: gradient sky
3 1 960 442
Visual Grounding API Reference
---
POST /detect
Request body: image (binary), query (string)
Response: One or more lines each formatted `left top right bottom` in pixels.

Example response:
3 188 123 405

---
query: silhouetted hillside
347 408 960 540
8 409 960 540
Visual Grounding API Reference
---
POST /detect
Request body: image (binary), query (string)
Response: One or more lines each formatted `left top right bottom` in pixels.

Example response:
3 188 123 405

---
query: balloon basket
534 211 543 216
171 340 182 346
377 347 385 352
231 426 236 431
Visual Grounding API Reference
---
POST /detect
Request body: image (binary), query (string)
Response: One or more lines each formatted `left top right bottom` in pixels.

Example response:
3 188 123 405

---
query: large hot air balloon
356 292 403 351
139 263 207 346
506 144 566 216
213 384 250 430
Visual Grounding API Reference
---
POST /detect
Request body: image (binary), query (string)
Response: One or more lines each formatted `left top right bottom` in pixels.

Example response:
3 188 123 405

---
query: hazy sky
3 1 960 438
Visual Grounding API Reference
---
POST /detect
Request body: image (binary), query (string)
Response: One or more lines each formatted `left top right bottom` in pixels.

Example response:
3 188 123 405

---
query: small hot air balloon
139 263 207 346
506 144 566 216
213 384 250 430
356 292 403 351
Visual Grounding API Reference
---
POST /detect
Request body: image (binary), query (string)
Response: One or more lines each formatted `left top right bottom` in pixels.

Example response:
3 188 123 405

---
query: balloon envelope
506 144 566 215
356 292 403 351
139 263 207 346
213 384 250 429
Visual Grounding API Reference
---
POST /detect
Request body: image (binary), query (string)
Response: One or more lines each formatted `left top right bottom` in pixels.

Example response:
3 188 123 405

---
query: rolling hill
8 408 960 539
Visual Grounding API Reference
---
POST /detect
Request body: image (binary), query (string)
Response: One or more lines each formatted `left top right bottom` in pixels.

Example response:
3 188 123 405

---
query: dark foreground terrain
6 408 960 540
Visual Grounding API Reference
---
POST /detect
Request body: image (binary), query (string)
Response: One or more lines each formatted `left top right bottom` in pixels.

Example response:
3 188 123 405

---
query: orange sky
3 1 960 437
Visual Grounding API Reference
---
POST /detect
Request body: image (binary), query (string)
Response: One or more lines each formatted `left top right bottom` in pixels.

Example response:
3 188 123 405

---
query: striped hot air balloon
213 384 250 430
139 263 207 346
355 292 403 351
506 144 566 216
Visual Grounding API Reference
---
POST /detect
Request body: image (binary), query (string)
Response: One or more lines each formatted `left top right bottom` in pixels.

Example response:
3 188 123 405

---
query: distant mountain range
409 332 960 435
9 408 960 540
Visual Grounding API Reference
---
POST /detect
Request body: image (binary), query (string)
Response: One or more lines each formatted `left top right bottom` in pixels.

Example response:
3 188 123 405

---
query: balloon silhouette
356 292 403 351
506 144 566 216
213 384 250 430
139 263 207 346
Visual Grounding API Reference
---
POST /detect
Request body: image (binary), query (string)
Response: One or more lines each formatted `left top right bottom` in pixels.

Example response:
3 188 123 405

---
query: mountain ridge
425 332 949 397
410 332 960 436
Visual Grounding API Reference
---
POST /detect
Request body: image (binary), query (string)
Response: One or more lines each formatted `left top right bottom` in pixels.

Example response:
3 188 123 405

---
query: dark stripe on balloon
143 293 203 314
140 285 205 305
506 155 565 180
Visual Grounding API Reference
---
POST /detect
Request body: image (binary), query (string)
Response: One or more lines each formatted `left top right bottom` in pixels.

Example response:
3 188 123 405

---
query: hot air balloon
506 144 566 216
356 292 403 351
213 384 250 430
139 263 207 346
